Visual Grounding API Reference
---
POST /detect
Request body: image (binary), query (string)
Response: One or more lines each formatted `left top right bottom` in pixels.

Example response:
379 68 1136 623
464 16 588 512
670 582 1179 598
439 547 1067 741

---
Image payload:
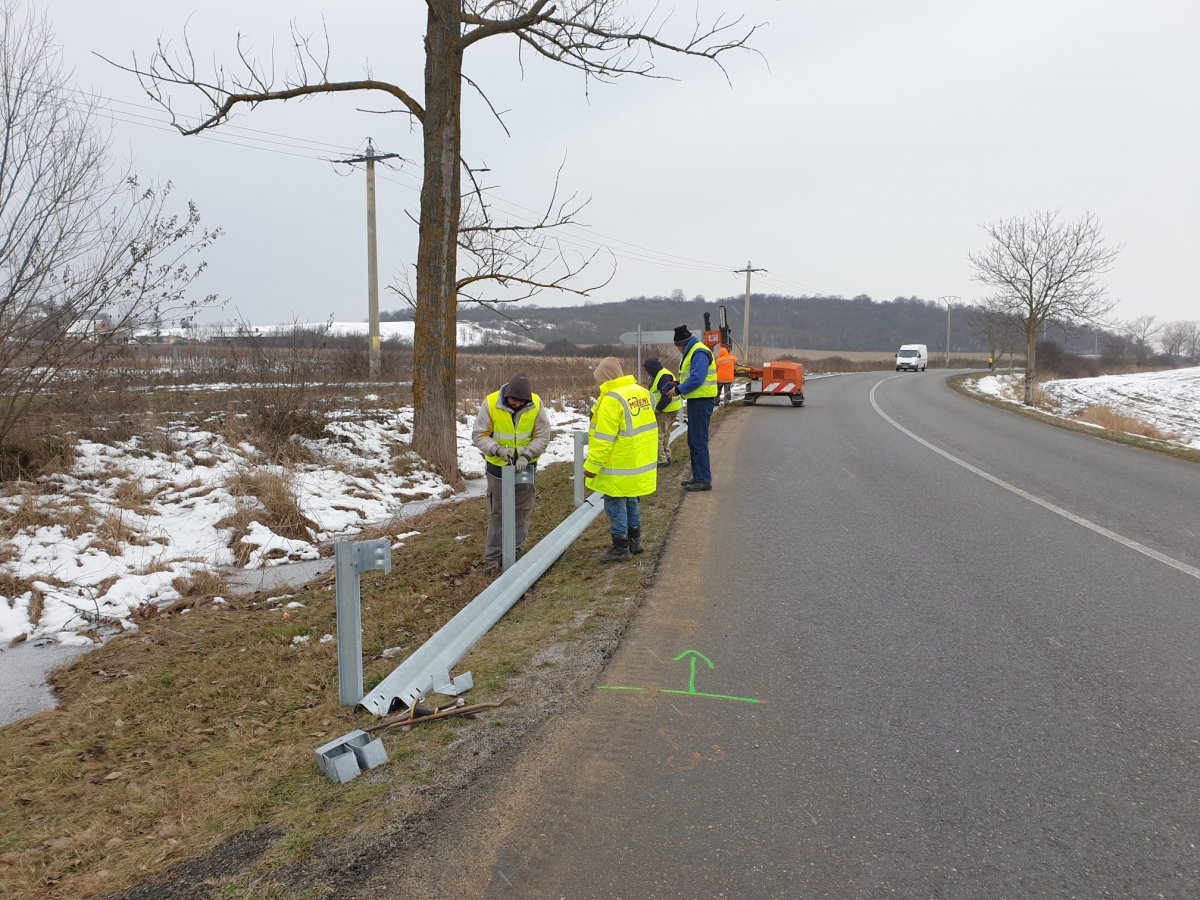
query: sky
39 0 1200 328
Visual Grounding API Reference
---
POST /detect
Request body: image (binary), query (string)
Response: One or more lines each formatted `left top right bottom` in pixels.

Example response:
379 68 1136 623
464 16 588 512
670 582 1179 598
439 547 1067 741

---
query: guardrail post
501 465 517 571
573 430 587 508
501 466 536 572
335 538 393 706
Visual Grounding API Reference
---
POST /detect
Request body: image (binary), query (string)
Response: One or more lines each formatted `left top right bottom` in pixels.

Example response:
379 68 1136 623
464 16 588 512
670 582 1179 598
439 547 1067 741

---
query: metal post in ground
573 431 587 508
501 466 536 571
335 538 393 706
501 465 517 571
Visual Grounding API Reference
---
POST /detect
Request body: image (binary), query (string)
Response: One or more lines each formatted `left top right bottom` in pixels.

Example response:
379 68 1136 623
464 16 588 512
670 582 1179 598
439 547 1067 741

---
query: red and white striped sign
762 382 797 394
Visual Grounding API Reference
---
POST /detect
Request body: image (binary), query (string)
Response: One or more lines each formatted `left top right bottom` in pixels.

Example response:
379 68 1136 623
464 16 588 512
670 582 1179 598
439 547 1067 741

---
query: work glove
503 447 518 465
514 450 530 473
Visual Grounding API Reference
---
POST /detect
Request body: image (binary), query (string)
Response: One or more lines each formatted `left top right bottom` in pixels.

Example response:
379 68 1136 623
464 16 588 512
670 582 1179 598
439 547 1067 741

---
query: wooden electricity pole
338 139 402 379
734 260 767 363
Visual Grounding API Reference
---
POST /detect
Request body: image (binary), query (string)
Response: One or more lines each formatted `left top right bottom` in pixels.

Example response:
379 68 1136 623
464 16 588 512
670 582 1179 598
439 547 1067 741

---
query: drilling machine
701 307 805 407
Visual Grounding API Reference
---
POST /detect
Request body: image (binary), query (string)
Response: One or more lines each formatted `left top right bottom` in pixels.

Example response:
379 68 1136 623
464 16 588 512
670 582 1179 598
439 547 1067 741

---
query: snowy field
140 319 539 348
971 367 1200 449
0 400 589 646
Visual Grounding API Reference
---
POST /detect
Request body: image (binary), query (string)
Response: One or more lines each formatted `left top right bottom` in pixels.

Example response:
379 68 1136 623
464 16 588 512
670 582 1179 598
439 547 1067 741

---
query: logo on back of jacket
630 395 652 414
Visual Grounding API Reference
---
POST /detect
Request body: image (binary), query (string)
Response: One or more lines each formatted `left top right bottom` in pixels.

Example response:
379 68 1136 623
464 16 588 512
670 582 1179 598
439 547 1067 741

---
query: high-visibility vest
482 389 543 467
585 375 659 498
649 368 682 413
716 348 737 382
680 340 718 399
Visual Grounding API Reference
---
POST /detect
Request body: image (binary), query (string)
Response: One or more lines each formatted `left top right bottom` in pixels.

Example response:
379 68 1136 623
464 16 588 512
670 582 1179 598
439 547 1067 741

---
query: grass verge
949 373 1200 464
0 457 687 899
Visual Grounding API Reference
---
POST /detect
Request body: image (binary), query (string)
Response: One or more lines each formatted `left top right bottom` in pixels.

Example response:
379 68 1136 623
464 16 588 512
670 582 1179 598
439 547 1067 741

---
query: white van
895 344 928 372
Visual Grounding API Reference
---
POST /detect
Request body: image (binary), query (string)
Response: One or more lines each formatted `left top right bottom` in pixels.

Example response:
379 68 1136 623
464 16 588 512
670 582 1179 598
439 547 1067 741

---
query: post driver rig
701 306 805 407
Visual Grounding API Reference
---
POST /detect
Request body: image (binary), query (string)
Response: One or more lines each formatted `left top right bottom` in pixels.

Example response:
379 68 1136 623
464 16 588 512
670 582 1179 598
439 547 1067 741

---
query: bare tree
969 211 1120 404
114 2 759 482
0 2 218 455
968 297 1022 369
1158 319 1191 358
1184 321 1200 360
1123 315 1161 364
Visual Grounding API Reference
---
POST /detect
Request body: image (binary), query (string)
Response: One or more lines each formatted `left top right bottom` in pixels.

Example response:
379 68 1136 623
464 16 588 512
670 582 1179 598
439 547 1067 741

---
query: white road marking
870 376 1200 583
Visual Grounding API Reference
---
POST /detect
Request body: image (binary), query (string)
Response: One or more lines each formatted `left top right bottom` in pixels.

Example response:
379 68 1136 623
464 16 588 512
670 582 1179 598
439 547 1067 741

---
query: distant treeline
385 293 1111 354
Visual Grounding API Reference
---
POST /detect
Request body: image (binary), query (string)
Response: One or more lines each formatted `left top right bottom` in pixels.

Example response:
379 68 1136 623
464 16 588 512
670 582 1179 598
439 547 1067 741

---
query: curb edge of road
947 372 1200 465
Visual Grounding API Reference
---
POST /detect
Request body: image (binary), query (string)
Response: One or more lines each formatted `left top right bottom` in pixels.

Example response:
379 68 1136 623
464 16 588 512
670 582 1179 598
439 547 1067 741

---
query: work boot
628 526 644 555
600 536 632 562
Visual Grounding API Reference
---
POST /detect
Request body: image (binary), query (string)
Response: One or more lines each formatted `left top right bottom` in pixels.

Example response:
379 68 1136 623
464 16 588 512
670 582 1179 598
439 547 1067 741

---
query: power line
55 84 839 297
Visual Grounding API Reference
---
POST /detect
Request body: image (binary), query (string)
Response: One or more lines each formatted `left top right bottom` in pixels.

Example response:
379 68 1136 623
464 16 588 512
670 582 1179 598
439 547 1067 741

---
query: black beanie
506 372 532 401
643 357 662 375
672 324 692 344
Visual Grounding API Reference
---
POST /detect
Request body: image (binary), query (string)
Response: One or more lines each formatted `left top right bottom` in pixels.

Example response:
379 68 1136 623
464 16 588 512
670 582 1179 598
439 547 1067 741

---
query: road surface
377 371 1200 898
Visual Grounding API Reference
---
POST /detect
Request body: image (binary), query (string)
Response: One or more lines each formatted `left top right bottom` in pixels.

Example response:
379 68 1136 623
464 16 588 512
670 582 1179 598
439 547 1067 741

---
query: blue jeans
603 496 641 539
686 397 715 484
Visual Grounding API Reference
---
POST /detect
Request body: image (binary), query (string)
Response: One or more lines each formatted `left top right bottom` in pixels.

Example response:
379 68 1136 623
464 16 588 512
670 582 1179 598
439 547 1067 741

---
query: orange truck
702 308 805 408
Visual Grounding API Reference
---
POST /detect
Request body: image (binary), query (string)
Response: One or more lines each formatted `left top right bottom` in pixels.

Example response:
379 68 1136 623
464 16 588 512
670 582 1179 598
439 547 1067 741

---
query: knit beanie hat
593 356 624 386
643 356 662 376
506 372 532 401
672 324 692 344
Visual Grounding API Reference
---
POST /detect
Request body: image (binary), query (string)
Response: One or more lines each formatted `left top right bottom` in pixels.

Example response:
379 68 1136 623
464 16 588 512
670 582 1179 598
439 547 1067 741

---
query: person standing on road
643 356 682 468
665 324 717 492
471 372 552 573
585 357 658 561
715 343 738 406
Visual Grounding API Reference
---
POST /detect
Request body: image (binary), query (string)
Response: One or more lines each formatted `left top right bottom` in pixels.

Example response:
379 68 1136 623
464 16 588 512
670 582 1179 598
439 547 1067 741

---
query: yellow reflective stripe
593 432 617 442
600 461 658 476
627 422 658 436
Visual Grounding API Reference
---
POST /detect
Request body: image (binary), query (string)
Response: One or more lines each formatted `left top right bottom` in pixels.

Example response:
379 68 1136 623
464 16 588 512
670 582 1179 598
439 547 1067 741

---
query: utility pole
734 260 767 363
938 295 960 368
338 139 402 379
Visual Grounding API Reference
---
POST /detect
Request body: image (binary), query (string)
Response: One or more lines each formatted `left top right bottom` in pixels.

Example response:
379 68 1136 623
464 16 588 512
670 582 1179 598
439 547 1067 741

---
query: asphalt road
387 371 1200 898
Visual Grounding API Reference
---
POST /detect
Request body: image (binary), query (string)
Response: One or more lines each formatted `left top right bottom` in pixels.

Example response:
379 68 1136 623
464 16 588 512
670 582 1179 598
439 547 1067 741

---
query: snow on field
972 367 1200 448
140 320 538 348
0 402 589 646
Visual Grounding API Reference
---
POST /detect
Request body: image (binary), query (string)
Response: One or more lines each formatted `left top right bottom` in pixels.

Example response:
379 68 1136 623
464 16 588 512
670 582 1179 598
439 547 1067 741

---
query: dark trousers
686 397 715 484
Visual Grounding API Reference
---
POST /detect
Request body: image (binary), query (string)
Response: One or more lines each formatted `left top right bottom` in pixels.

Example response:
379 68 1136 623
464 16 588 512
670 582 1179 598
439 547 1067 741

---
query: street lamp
938 295 960 368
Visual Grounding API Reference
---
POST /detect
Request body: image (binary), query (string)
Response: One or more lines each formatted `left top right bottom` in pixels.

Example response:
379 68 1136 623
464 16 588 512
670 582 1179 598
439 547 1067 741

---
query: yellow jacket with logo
585 375 659 497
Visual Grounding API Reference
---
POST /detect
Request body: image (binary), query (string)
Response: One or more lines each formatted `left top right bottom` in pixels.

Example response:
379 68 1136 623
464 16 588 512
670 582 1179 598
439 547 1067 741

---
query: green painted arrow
673 649 715 694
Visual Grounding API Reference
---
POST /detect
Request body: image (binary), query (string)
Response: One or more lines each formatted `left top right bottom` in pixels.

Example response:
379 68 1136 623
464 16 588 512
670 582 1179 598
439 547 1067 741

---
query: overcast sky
42 0 1200 328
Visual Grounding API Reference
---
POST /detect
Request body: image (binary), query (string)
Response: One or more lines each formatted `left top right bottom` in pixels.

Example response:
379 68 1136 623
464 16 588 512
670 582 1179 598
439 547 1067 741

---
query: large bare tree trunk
413 1 464 486
1024 320 1037 405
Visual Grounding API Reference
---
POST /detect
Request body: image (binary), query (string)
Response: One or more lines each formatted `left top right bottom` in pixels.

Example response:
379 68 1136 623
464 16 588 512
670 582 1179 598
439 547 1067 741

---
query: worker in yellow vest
471 372 552 573
664 324 717 492
642 356 682 467
584 357 658 561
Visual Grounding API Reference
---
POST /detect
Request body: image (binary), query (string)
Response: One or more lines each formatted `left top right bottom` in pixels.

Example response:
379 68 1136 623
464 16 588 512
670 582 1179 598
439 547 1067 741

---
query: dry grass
217 468 318 567
0 458 686 898
950 374 1200 464
0 569 34 603
88 511 151 556
0 494 56 539
113 478 157 516
171 569 230 601
1074 404 1181 441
